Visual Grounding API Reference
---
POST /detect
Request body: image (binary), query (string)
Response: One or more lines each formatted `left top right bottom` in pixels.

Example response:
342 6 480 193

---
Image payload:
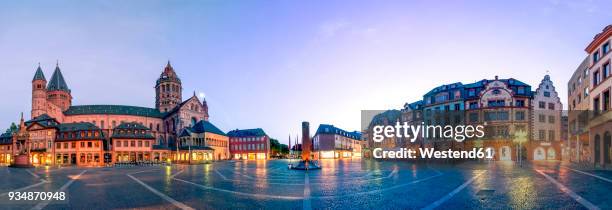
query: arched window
191 117 197 126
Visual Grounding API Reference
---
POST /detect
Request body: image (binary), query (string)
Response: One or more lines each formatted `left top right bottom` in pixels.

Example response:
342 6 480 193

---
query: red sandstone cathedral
0 62 229 166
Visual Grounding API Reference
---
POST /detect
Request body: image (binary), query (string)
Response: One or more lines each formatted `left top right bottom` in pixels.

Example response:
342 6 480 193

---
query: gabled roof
57 122 101 132
404 100 424 110
227 128 267 137
368 110 402 128
188 120 226 136
114 122 150 130
64 105 164 118
163 95 199 115
315 124 361 140
33 65 46 81
424 82 464 96
25 114 59 128
55 122 104 141
111 122 155 139
47 65 70 92
0 131 14 145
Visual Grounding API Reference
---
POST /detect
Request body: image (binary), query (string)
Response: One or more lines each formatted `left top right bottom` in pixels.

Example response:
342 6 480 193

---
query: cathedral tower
156 61 182 112
46 62 72 111
31 64 47 118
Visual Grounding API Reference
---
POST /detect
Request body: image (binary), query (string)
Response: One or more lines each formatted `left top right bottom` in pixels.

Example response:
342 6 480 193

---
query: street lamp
513 130 528 167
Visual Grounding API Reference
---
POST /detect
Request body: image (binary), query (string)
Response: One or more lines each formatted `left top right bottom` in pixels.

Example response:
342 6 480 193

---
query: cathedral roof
187 120 226 136
64 105 164 118
47 64 70 92
33 65 46 81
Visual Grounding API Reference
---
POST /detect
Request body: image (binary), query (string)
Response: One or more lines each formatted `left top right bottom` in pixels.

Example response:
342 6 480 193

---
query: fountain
289 121 321 170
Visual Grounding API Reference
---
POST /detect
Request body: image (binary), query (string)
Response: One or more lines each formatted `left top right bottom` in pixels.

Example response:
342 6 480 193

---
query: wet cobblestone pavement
0 159 610 209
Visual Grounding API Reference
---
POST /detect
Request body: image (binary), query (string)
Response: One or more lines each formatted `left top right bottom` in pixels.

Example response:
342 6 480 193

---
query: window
469 102 478 109
454 104 460 110
72 142 76 148
539 130 545 141
64 143 68 149
549 130 555 141
594 97 601 114
116 141 121 147
123 141 128 147
604 62 610 78
603 42 610 54
539 114 546 123
56 143 60 149
593 51 600 63
515 111 525 121
101 120 104 129
594 70 601 86
548 103 555 110
538 102 546 109
515 100 525 107
543 91 550 97
484 111 509 121
131 141 135 147
468 89 476 97
81 142 85 147
604 91 610 111
548 116 555 124
488 100 505 107
145 141 150 147
87 142 92 148
138 141 142 147
95 142 99 147
585 87 589 97
517 87 525 94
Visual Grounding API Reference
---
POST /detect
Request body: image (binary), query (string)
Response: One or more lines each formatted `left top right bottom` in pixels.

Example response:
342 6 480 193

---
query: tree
270 138 289 157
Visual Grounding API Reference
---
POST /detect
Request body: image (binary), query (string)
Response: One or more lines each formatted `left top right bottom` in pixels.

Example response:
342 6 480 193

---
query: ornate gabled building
365 76 566 162
530 75 563 161
0 61 226 166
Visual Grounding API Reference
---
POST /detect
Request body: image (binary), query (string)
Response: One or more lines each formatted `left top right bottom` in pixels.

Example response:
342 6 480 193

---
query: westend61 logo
370 122 493 159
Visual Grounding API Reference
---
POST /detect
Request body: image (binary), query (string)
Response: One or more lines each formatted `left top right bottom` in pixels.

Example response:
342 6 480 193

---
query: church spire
47 62 70 92
32 63 46 81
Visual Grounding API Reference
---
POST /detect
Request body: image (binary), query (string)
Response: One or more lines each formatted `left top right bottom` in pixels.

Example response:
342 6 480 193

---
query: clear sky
0 0 610 145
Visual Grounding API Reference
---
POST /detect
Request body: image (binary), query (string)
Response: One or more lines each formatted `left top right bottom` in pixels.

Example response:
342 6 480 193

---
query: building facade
312 124 362 159
365 75 567 162
568 57 592 163
569 25 612 167
530 75 563 161
1 61 228 166
227 128 270 160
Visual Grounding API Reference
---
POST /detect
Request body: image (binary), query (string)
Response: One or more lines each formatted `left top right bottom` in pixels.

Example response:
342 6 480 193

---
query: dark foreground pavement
0 159 610 209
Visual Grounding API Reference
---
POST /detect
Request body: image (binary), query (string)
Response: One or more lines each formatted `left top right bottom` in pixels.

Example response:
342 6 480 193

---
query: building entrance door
71 154 76 164
500 146 511 161
534 147 545 160
547 148 556 160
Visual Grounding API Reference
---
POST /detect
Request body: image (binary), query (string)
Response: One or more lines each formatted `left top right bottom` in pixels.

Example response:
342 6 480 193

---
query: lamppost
513 130 528 167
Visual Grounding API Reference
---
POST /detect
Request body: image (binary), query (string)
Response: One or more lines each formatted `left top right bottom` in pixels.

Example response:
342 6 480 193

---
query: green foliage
270 138 289 156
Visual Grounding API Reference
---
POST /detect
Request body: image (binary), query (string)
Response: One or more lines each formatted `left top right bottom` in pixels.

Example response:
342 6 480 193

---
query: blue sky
0 0 610 144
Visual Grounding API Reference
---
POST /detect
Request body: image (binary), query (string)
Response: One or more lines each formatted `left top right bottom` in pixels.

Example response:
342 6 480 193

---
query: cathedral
0 62 229 166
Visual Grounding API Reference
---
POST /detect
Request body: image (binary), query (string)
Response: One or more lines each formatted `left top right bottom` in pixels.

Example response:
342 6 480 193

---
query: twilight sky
0 0 610 144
